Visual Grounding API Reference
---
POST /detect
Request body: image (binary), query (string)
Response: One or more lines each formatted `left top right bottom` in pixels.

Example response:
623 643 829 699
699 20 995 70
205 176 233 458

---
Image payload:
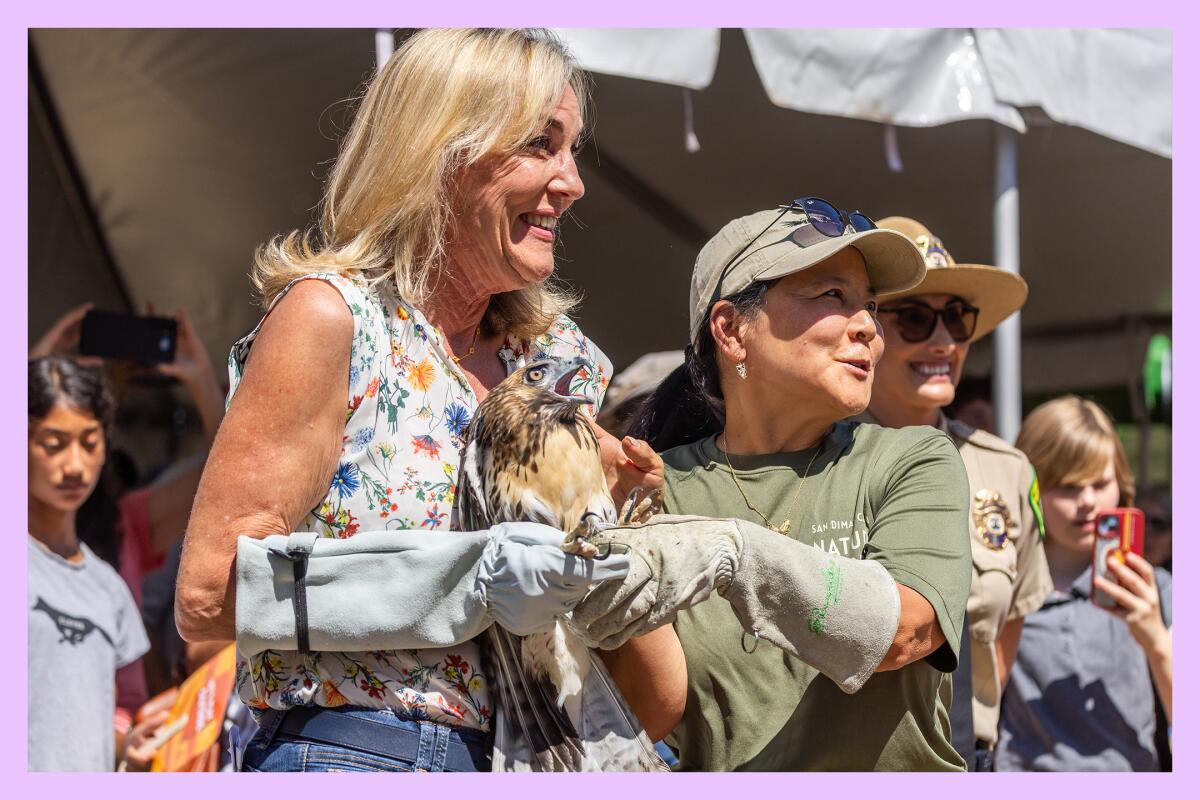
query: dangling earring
735 362 747 380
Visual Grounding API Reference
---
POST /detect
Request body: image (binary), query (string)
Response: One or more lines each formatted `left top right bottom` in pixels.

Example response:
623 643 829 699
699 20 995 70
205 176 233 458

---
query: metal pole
992 125 1022 443
375 29 395 74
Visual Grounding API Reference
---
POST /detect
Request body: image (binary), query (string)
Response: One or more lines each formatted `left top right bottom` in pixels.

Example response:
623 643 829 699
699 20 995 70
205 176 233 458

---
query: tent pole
375 29 395 74
992 125 1022 443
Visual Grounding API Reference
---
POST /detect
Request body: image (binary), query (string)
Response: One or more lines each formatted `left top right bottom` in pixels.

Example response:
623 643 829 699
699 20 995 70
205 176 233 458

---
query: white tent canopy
557 28 1171 156
551 27 1170 439
29 28 1170 446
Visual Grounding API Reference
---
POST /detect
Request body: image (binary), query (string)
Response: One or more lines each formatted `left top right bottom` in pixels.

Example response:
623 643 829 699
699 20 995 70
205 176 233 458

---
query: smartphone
1091 508 1145 609
79 309 177 364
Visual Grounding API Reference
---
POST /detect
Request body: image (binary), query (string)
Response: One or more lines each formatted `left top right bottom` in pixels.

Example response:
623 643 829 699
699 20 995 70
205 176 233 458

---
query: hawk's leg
561 512 603 558
620 487 663 525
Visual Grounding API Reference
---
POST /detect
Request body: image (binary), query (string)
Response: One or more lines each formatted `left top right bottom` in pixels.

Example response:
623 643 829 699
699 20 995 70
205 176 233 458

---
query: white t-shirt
28 536 149 771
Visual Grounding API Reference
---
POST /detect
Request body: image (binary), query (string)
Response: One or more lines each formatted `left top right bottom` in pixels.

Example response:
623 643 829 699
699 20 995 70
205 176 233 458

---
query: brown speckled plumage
456 357 666 772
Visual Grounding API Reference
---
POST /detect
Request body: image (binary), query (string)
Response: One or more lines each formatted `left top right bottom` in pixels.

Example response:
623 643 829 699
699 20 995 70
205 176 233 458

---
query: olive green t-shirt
662 420 972 771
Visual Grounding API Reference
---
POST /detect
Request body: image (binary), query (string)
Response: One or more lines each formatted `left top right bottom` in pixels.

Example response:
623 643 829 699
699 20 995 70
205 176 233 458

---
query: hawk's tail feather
575 650 672 772
484 627 670 772
486 626 586 771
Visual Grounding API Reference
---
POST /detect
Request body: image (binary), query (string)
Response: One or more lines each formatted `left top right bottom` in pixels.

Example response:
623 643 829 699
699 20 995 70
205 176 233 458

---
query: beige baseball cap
689 206 926 340
876 216 1028 342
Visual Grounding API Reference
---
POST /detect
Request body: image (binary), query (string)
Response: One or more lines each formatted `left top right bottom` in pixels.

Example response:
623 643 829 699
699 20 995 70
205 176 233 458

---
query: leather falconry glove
569 515 900 694
235 522 629 657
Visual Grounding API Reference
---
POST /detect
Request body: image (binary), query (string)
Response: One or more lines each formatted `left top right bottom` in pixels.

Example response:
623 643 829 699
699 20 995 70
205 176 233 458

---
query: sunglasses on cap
878 299 980 343
711 197 876 303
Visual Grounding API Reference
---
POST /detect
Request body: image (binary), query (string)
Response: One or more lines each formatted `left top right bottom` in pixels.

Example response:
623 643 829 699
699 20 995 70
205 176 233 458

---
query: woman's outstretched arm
175 279 351 642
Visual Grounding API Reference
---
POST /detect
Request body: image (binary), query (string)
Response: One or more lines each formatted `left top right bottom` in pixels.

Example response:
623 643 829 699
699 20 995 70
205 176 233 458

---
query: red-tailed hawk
457 355 666 772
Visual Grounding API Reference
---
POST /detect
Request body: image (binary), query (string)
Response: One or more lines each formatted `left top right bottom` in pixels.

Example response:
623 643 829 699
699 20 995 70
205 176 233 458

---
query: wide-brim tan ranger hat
689 206 926 341
876 216 1029 343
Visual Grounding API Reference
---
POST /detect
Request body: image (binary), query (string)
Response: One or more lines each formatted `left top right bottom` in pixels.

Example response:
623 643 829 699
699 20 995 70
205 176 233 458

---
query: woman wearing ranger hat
863 217 1052 771
570 199 974 770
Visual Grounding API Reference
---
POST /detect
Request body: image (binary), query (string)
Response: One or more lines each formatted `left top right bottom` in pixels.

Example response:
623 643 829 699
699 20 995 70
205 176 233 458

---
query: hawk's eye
526 368 545 383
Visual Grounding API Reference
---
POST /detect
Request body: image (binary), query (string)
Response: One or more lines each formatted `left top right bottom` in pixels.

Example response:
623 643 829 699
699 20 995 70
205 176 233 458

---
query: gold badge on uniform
973 489 1016 550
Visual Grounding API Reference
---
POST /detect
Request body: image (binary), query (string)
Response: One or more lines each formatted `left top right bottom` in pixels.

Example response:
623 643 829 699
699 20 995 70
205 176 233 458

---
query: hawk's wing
457 434 588 770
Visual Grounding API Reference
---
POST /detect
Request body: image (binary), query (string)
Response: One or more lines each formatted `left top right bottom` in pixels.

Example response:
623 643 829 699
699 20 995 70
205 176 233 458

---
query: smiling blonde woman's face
446 84 585 295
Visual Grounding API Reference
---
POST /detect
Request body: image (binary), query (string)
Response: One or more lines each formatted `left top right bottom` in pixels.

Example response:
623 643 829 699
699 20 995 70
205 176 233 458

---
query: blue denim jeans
241 706 490 772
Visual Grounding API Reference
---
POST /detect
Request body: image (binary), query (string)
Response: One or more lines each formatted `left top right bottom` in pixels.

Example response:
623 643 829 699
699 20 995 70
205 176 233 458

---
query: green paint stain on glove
807 559 844 635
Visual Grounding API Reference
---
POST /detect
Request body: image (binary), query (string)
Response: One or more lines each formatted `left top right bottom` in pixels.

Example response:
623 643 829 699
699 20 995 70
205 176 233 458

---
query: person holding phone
996 396 1172 771
31 302 227 715
862 217 1052 771
27 357 166 771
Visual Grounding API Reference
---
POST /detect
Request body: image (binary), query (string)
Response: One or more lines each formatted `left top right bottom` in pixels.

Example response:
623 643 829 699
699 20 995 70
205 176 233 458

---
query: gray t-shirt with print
28 537 149 771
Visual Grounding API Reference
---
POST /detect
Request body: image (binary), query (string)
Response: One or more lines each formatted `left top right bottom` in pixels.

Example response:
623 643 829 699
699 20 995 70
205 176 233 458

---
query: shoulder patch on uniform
1029 465 1046 540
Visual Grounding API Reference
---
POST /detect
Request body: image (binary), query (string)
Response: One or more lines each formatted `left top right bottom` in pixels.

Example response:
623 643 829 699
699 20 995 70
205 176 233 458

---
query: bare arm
994 616 1025 690
876 584 947 672
175 280 351 642
1145 630 1172 728
598 626 687 741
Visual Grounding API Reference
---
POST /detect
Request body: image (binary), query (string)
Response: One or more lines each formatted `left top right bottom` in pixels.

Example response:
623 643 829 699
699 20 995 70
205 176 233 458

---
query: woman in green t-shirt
575 200 974 770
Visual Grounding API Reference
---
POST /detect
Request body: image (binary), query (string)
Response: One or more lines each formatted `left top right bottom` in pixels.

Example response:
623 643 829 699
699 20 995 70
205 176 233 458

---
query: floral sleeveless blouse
227 272 612 730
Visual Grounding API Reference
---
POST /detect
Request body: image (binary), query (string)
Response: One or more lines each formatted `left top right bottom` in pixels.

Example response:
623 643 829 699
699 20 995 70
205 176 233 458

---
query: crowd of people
28 27 1171 773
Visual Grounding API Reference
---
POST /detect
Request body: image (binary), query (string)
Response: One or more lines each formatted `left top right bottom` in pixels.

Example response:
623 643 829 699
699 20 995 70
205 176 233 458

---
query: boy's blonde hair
1016 395 1135 505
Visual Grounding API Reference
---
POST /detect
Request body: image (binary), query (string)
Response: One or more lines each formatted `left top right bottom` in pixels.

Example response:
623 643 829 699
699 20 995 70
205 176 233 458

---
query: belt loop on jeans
253 708 289 751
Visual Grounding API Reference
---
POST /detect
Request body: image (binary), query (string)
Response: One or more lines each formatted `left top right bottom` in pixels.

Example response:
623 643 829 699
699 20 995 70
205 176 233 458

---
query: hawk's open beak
551 357 590 404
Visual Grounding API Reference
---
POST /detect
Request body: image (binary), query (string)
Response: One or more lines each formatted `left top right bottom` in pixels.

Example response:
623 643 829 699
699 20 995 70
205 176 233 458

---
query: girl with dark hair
27 357 163 771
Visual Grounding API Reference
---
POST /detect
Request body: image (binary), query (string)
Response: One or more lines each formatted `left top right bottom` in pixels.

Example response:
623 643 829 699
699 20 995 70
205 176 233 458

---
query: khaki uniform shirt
859 412 1053 747
940 414 1053 746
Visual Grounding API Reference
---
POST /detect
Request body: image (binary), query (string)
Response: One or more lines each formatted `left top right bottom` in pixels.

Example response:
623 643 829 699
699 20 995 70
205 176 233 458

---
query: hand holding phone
1091 508 1145 609
79 309 178 364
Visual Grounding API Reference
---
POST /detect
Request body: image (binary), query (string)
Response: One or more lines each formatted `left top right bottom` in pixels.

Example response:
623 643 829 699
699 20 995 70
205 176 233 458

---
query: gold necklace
450 326 482 364
721 432 825 534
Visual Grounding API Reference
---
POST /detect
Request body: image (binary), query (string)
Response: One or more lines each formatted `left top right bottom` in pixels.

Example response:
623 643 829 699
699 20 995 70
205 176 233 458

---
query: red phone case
1091 508 1146 608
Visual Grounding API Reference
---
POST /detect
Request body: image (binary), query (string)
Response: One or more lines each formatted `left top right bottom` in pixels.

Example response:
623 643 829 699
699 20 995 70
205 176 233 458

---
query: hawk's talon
621 487 643 524
619 487 663 526
592 540 631 560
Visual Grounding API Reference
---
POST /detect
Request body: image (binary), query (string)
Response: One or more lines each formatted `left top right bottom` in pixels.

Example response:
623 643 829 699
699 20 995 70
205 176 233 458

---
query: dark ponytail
629 280 774 451
29 357 122 568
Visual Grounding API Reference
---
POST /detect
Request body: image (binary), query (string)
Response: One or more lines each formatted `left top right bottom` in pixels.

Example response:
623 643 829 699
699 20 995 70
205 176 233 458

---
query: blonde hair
253 28 588 340
1016 395 1135 505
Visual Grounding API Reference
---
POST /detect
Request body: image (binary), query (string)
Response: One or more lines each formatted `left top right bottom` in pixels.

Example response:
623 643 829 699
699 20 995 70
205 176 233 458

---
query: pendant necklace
721 431 826 534
450 325 482 364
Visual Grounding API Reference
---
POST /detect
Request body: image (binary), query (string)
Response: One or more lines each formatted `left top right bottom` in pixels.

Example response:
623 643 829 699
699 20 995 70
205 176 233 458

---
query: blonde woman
176 29 652 772
997 397 1172 771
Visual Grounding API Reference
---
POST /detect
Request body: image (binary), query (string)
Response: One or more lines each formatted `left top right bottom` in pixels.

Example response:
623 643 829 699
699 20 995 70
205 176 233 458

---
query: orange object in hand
151 643 237 772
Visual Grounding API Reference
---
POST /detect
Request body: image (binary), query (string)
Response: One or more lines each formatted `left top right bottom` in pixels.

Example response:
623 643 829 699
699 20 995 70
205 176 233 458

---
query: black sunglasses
878 299 980 343
710 197 876 305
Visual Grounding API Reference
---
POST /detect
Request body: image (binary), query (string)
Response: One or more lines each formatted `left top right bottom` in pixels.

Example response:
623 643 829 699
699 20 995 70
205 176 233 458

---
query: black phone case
79 309 178 363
